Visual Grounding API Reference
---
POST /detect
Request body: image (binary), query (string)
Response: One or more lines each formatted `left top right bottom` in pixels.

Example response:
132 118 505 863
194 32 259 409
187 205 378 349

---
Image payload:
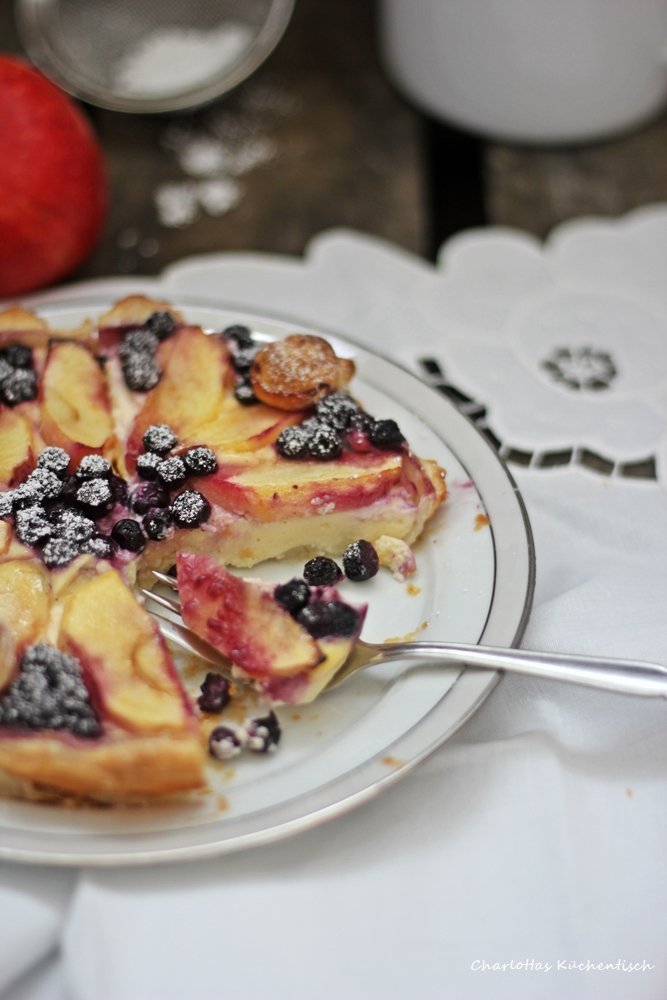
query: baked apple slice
0 567 206 802
0 409 34 486
126 325 234 467
188 397 300 454
40 340 114 463
177 553 366 704
0 558 51 690
0 558 51 660
59 568 195 734
201 448 406 522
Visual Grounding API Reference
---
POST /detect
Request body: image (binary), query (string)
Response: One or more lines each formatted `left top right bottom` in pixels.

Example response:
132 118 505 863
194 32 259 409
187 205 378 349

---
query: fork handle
371 642 667 698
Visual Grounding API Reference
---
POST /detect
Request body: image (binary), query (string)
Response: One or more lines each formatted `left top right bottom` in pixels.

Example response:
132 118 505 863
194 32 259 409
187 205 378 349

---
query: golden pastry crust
0 306 92 346
98 294 184 328
0 306 50 331
0 732 203 801
251 334 355 410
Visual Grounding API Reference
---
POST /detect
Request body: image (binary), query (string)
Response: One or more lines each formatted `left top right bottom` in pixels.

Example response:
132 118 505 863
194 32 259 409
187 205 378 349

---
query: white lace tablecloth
2 207 667 1000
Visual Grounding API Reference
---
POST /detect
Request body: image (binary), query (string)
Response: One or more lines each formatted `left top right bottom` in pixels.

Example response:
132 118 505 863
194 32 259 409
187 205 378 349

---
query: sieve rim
15 0 296 113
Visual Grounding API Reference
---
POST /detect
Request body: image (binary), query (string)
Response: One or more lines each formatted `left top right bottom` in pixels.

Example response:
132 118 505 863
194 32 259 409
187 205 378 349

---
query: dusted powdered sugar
15 506 53 547
0 492 13 519
26 468 63 500
171 490 211 527
76 478 113 508
54 509 96 544
37 447 71 478
142 423 178 455
42 536 81 569
76 455 112 480
156 456 187 486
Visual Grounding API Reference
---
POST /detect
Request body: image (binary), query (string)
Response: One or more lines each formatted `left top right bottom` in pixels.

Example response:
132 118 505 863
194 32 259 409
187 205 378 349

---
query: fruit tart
0 295 446 804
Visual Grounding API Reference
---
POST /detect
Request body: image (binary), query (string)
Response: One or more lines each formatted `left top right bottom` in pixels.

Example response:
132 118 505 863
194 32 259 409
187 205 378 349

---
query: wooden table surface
3 0 667 281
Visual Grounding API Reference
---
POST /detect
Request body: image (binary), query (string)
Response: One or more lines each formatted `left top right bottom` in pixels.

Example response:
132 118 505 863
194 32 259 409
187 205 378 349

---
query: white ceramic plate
0 299 535 866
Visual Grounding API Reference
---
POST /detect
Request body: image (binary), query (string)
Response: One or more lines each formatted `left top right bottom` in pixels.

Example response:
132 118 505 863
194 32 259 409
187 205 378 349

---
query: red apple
0 55 106 297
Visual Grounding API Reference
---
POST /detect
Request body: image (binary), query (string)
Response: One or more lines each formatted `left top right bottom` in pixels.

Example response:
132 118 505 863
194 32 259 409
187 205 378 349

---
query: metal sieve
15 0 295 113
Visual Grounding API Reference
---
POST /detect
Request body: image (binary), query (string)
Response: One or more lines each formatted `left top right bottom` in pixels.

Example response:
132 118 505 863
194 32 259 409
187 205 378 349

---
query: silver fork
143 570 667 699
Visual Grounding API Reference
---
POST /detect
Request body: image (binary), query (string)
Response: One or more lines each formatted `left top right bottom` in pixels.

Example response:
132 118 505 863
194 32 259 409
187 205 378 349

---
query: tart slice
0 562 204 802
177 552 366 704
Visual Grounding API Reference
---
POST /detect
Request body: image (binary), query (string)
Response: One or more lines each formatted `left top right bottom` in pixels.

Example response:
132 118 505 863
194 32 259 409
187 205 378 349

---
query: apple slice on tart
0 564 204 802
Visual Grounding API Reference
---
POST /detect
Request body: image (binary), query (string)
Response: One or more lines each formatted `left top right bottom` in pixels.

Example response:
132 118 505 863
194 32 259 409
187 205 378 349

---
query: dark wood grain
486 114 667 239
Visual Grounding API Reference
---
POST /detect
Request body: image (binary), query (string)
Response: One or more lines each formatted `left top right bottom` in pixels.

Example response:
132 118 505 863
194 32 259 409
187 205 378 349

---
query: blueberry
41 536 81 568
369 418 405 451
303 555 342 586
274 578 311 616
75 478 114 518
0 368 37 405
157 456 187 488
15 506 53 547
170 490 211 528
348 411 374 434
307 424 342 461
0 359 13 384
52 508 96 544
13 478 50 510
314 392 359 430
342 539 379 582
183 447 217 477
197 672 231 713
130 482 169 515
208 724 246 761
0 492 13 519
76 455 112 480
82 534 117 560
276 425 311 460
222 324 254 348
142 510 172 541
245 711 281 753
136 452 162 481
229 343 259 374
110 518 145 553
120 328 159 358
234 377 258 406
142 423 178 455
58 475 80 505
108 473 130 506
1 342 33 369
26 468 63 501
345 411 375 452
37 447 70 478
145 311 176 341
297 601 361 639
122 354 161 392
0 643 100 738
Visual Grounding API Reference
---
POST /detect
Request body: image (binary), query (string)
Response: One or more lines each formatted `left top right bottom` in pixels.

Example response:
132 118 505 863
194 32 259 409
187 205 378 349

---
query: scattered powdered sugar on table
152 78 289 228
155 179 242 228
114 23 253 97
